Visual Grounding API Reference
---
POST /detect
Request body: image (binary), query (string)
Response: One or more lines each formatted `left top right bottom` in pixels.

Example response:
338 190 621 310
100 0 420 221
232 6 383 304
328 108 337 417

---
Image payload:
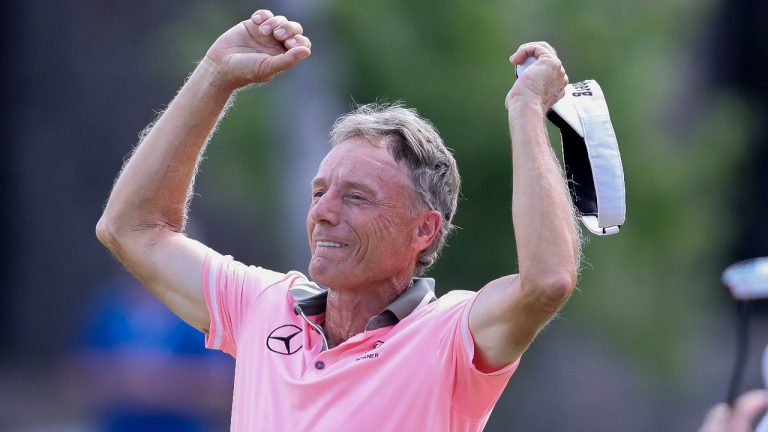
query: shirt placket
310 327 390 372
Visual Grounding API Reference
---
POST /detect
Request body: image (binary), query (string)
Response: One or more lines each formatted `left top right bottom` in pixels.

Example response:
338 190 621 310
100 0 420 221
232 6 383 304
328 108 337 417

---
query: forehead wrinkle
314 141 417 201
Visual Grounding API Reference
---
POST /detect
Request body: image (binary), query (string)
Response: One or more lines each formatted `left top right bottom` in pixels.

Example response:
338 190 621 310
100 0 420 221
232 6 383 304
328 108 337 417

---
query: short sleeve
202 249 291 357
450 291 520 418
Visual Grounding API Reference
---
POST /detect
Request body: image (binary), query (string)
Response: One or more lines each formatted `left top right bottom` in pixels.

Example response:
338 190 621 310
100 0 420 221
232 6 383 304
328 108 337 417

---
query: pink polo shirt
203 250 518 431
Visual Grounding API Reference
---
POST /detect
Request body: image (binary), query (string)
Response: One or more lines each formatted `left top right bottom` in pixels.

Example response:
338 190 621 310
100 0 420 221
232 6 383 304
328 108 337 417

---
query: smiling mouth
316 240 347 248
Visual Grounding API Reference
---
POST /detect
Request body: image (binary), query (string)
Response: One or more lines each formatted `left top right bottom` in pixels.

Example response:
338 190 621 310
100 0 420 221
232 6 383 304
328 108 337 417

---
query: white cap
516 59 626 236
550 80 626 235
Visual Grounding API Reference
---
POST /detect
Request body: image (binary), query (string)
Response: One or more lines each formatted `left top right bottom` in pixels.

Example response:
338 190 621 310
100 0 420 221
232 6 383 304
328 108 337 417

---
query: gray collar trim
290 278 437 330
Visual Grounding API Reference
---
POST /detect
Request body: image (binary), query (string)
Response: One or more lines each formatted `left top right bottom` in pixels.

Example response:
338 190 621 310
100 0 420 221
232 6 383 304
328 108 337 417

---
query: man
97 8 579 431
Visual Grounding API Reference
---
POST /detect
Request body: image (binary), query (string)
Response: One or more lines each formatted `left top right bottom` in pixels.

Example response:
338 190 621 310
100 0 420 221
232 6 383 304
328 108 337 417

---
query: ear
413 209 442 252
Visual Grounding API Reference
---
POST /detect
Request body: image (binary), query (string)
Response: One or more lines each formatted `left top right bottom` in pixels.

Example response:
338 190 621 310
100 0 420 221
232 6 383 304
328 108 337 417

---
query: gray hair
329 102 461 276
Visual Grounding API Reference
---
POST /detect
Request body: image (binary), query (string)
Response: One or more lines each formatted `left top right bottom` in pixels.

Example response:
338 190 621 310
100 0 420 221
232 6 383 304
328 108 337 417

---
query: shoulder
208 251 308 288
205 250 311 307
434 290 477 309
256 267 309 290
409 289 477 324
437 289 476 303
247 267 311 301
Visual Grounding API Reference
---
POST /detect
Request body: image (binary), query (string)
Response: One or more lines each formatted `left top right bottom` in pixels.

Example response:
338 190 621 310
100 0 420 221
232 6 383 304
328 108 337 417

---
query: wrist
506 97 546 119
195 56 240 95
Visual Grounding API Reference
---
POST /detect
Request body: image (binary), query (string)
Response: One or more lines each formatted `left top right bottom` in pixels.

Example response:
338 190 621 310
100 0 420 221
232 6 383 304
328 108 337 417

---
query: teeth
316 241 344 248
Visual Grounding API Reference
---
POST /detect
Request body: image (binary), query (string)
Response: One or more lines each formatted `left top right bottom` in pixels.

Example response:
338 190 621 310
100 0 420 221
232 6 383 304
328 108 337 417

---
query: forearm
508 101 579 307
98 58 233 244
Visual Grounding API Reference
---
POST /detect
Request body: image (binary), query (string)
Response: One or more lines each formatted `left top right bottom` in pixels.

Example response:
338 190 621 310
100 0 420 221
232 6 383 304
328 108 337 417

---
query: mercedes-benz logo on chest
267 324 303 355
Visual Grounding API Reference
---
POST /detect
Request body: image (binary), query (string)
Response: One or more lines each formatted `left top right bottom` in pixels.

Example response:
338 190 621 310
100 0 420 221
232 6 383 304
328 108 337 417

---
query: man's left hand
505 42 568 113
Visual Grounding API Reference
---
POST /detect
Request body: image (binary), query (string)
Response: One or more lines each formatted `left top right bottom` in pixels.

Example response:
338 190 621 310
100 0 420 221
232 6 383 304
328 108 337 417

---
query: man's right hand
205 9 311 90
98 9 311 333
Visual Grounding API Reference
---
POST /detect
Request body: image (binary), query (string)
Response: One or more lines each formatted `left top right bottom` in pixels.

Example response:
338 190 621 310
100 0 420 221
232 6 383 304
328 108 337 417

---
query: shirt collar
290 278 437 330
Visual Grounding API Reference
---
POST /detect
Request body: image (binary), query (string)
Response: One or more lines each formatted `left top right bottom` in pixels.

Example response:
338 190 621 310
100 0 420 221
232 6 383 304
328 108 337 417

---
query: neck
324 275 412 348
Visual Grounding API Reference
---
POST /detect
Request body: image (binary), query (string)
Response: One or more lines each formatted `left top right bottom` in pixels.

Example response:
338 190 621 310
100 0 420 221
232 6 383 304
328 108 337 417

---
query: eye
312 189 325 199
348 193 367 202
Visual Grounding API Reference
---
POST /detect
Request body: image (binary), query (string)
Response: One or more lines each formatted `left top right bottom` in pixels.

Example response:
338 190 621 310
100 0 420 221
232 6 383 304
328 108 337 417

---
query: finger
730 390 768 432
265 46 311 75
697 403 730 432
285 34 312 50
259 15 287 36
510 42 557 65
251 9 274 25
273 21 304 41
510 43 552 64
533 40 558 56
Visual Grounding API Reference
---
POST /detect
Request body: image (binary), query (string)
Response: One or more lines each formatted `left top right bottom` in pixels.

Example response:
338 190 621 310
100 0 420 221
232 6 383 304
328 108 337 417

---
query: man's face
306 137 425 290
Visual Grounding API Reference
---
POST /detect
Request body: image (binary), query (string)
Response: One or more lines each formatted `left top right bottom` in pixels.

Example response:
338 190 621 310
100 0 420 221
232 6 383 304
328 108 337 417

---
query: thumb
265 47 311 75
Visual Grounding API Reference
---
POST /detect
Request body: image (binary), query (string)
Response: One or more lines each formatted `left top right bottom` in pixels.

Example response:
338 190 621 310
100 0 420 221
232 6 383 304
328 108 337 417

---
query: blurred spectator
64 274 233 432
698 390 768 432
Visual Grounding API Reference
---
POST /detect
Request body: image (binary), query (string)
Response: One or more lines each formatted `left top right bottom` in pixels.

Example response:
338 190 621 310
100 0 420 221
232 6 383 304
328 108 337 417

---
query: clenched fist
506 42 568 113
205 9 312 90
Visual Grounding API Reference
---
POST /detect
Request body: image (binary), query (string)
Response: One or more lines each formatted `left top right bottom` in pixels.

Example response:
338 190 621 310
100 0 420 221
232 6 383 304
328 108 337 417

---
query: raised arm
469 42 580 370
96 10 311 332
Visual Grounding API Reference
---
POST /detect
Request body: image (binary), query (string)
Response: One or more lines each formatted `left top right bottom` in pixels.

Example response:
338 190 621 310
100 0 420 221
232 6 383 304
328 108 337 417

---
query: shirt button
315 360 325 370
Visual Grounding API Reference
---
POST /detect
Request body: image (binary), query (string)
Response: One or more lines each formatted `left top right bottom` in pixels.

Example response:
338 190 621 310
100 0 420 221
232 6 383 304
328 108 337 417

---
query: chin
310 272 342 290
308 261 357 290
308 260 336 286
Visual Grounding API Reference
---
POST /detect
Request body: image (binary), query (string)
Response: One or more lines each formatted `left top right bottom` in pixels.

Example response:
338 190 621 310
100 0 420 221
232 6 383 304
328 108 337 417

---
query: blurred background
1 0 766 430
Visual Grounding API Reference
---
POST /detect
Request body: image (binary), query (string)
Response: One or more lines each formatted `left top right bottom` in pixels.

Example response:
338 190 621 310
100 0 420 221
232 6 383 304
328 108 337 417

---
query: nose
309 190 341 226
